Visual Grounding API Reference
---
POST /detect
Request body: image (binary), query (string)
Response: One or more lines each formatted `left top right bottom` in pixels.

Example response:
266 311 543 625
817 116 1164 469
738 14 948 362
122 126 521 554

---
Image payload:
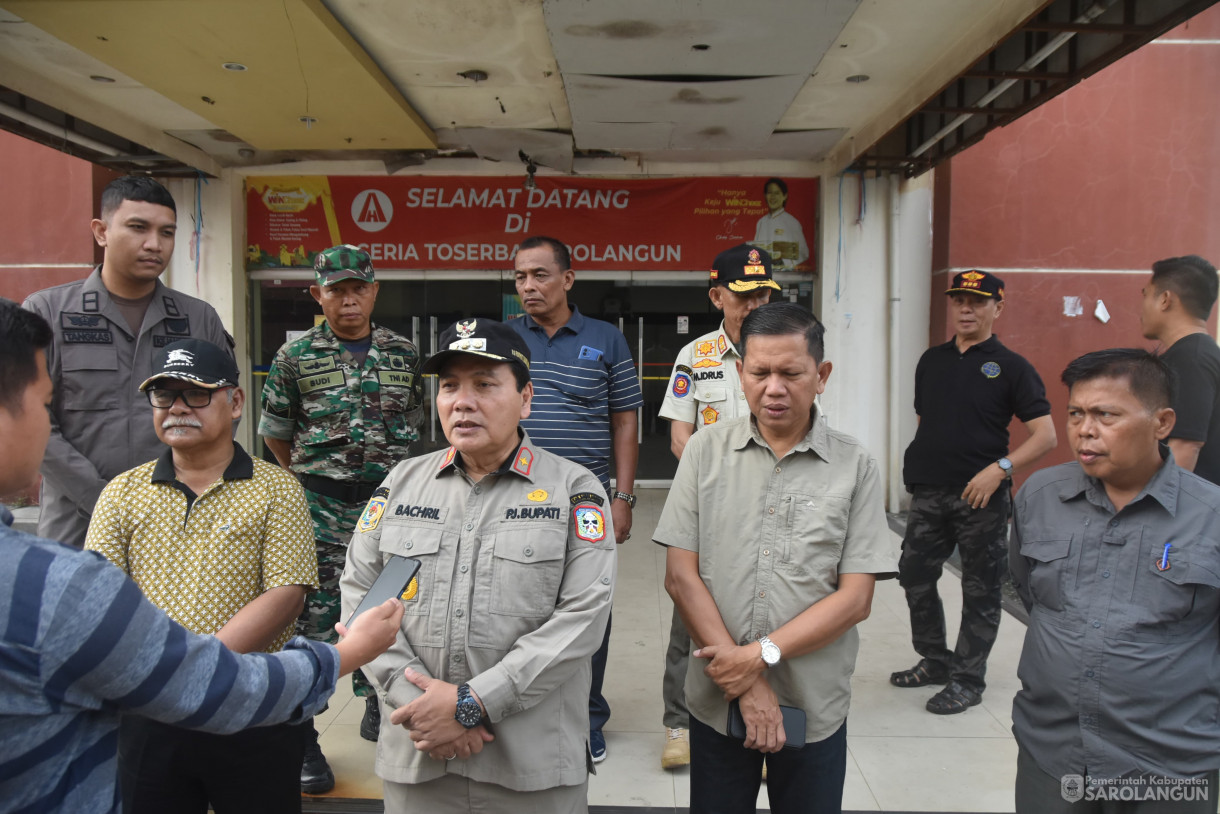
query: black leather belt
300 474 380 503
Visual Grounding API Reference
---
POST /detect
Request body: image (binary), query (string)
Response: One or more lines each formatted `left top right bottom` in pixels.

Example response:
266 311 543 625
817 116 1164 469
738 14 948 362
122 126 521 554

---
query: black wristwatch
454 683 483 729
613 491 637 508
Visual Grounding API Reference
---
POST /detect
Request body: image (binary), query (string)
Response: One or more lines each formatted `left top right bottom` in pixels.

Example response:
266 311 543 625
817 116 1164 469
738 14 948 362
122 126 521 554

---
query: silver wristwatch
758 635 781 667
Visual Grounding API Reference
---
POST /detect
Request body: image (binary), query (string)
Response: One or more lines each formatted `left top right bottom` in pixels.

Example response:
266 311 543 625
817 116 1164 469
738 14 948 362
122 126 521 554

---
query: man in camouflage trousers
891 270 1056 716
259 244 423 793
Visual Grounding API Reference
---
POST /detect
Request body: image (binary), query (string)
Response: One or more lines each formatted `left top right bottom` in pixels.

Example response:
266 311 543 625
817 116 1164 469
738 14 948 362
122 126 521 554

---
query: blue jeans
689 714 847 814
589 611 611 734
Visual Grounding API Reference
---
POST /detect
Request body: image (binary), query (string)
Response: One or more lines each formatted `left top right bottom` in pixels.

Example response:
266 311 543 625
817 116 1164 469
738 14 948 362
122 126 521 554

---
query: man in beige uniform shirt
656 303 896 814
656 243 779 768
340 318 616 814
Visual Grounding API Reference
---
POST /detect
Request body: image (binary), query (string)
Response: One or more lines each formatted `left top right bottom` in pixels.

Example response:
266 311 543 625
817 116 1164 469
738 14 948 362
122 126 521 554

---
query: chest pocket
60 344 119 410
694 385 727 406
1020 536 1072 614
1117 539 1220 642
781 493 850 574
553 359 609 406
297 373 352 447
377 371 419 445
489 527 566 617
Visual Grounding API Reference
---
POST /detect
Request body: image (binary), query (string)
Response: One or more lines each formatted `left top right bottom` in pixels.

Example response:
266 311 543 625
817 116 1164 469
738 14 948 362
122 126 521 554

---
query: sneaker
360 695 380 742
301 737 335 794
589 729 607 763
660 727 689 769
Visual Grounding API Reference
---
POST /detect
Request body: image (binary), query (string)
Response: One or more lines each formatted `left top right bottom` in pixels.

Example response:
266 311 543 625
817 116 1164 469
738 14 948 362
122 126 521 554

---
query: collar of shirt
437 430 536 483
943 334 1003 356
313 319 385 350
520 305 584 337
151 441 255 485
715 321 741 358
729 406 832 462
84 265 174 337
1057 449 1180 517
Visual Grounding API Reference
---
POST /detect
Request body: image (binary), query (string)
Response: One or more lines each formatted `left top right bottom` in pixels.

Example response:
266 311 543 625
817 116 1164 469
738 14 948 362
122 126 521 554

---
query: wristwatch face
760 639 781 666
455 697 482 729
998 457 1013 473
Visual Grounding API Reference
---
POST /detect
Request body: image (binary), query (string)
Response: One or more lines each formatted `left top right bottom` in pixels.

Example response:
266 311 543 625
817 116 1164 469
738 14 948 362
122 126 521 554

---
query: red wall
0 130 112 303
934 6 1220 477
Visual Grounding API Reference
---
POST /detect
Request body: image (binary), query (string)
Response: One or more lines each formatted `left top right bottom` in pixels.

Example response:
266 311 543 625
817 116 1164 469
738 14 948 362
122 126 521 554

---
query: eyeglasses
146 387 227 409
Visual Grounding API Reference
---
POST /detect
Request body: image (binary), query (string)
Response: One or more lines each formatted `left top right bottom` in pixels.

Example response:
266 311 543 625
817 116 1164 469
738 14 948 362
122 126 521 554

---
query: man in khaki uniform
655 243 779 768
657 303 896 814
340 318 616 814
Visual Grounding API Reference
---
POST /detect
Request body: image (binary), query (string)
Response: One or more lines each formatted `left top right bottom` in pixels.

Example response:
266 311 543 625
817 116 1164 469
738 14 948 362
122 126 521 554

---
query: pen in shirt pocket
1157 542 1171 572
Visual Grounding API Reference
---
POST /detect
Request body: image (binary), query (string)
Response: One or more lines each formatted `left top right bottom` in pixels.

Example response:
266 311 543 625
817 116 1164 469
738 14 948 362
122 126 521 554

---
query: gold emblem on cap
457 319 477 338
748 249 761 263
961 271 985 282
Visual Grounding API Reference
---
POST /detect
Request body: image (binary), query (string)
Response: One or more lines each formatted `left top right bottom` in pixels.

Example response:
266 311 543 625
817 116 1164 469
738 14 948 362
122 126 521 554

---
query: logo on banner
352 189 393 233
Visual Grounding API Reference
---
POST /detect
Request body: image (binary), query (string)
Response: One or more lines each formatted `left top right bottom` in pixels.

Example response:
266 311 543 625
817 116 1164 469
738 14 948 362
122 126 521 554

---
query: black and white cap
139 338 240 391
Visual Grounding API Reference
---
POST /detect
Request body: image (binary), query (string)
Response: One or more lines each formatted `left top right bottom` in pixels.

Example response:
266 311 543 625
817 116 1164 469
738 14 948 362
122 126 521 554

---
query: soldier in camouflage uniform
259 244 422 793
892 270 1056 715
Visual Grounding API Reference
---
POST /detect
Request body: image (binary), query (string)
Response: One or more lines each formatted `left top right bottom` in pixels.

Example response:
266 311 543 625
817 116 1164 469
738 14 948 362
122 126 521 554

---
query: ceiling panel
543 0 859 76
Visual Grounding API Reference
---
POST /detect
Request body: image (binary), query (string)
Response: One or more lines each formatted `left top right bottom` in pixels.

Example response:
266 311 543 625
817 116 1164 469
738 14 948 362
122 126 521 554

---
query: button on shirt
1011 459 1220 780
653 411 897 742
339 434 616 792
658 322 749 429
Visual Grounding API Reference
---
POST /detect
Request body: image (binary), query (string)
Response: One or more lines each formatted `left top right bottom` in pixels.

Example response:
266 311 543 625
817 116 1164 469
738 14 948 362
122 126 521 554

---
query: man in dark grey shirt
1010 348 1220 813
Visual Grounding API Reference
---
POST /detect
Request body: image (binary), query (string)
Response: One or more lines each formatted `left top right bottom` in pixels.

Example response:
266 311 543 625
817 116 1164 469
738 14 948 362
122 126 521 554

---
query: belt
299 474 381 503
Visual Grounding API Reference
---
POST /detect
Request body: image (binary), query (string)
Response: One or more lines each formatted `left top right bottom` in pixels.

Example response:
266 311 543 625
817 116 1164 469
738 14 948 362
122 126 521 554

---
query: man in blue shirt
509 235 644 762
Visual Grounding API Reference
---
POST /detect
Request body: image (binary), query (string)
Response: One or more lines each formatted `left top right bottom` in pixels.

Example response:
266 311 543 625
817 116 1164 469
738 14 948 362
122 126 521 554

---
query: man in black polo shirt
891 270 1057 714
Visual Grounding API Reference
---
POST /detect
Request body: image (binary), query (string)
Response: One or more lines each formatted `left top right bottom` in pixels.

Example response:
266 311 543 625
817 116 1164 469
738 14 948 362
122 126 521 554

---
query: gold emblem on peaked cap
456 319 477 338
748 248 761 264
961 271 985 282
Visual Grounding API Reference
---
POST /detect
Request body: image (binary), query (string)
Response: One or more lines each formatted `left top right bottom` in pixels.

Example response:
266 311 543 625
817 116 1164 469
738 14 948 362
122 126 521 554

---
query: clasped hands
388 668 494 761
693 643 786 753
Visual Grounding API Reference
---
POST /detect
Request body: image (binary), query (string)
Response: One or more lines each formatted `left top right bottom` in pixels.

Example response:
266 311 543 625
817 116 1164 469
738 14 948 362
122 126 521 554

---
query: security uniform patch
573 505 606 543
695 341 716 358
981 361 1001 379
569 491 605 507
357 488 390 532
701 405 720 425
672 373 691 398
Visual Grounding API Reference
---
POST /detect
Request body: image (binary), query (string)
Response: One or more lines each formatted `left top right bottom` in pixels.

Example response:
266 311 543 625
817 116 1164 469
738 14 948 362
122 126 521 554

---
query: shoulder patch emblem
717 335 728 354
981 361 1001 379
357 488 390 533
513 446 534 476
527 488 548 502
569 491 605 507
675 363 693 375
701 405 720 425
672 373 691 398
573 506 606 543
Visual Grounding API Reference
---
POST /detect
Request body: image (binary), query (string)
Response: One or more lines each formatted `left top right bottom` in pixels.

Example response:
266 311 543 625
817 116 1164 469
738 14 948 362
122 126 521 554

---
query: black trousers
689 715 847 814
118 715 307 814
898 484 1010 691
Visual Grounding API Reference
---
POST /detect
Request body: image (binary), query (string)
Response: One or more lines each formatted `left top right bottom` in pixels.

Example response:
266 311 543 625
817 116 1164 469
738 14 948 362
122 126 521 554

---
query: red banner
245 176 816 272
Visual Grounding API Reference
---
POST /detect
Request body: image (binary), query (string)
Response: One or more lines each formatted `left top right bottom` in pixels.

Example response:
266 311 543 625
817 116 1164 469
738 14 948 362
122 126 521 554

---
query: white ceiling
0 0 1052 175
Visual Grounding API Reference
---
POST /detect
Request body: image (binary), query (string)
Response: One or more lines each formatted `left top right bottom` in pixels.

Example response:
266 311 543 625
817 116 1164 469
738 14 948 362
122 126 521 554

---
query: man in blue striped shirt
0 299 403 814
509 235 644 763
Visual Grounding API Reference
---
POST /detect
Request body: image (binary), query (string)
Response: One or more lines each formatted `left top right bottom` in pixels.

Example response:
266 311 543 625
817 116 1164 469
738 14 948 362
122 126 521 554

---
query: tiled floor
312 487 1025 812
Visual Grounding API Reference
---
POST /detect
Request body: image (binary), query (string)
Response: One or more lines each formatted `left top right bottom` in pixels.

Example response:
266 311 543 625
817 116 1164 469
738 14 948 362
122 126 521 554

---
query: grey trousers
662 606 691 729
1016 745 1217 814
383 773 589 814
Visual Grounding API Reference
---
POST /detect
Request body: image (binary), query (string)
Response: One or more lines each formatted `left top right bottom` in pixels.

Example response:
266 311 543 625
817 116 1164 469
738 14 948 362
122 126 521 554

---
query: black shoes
926 680 983 714
301 725 335 795
360 695 381 742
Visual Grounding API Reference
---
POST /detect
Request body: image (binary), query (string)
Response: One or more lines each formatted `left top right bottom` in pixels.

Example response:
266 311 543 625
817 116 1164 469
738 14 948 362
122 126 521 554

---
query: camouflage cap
314 244 375 286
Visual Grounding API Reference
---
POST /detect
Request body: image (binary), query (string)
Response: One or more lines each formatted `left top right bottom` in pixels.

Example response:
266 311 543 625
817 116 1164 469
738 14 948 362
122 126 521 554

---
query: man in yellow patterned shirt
86 338 319 814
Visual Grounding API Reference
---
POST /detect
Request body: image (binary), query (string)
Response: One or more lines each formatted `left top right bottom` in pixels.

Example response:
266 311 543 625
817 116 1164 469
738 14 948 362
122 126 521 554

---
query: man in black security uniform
891 270 1057 714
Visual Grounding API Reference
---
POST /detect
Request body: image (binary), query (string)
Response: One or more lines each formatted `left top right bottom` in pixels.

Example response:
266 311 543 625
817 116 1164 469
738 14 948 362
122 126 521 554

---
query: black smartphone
726 699 806 750
345 555 421 627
